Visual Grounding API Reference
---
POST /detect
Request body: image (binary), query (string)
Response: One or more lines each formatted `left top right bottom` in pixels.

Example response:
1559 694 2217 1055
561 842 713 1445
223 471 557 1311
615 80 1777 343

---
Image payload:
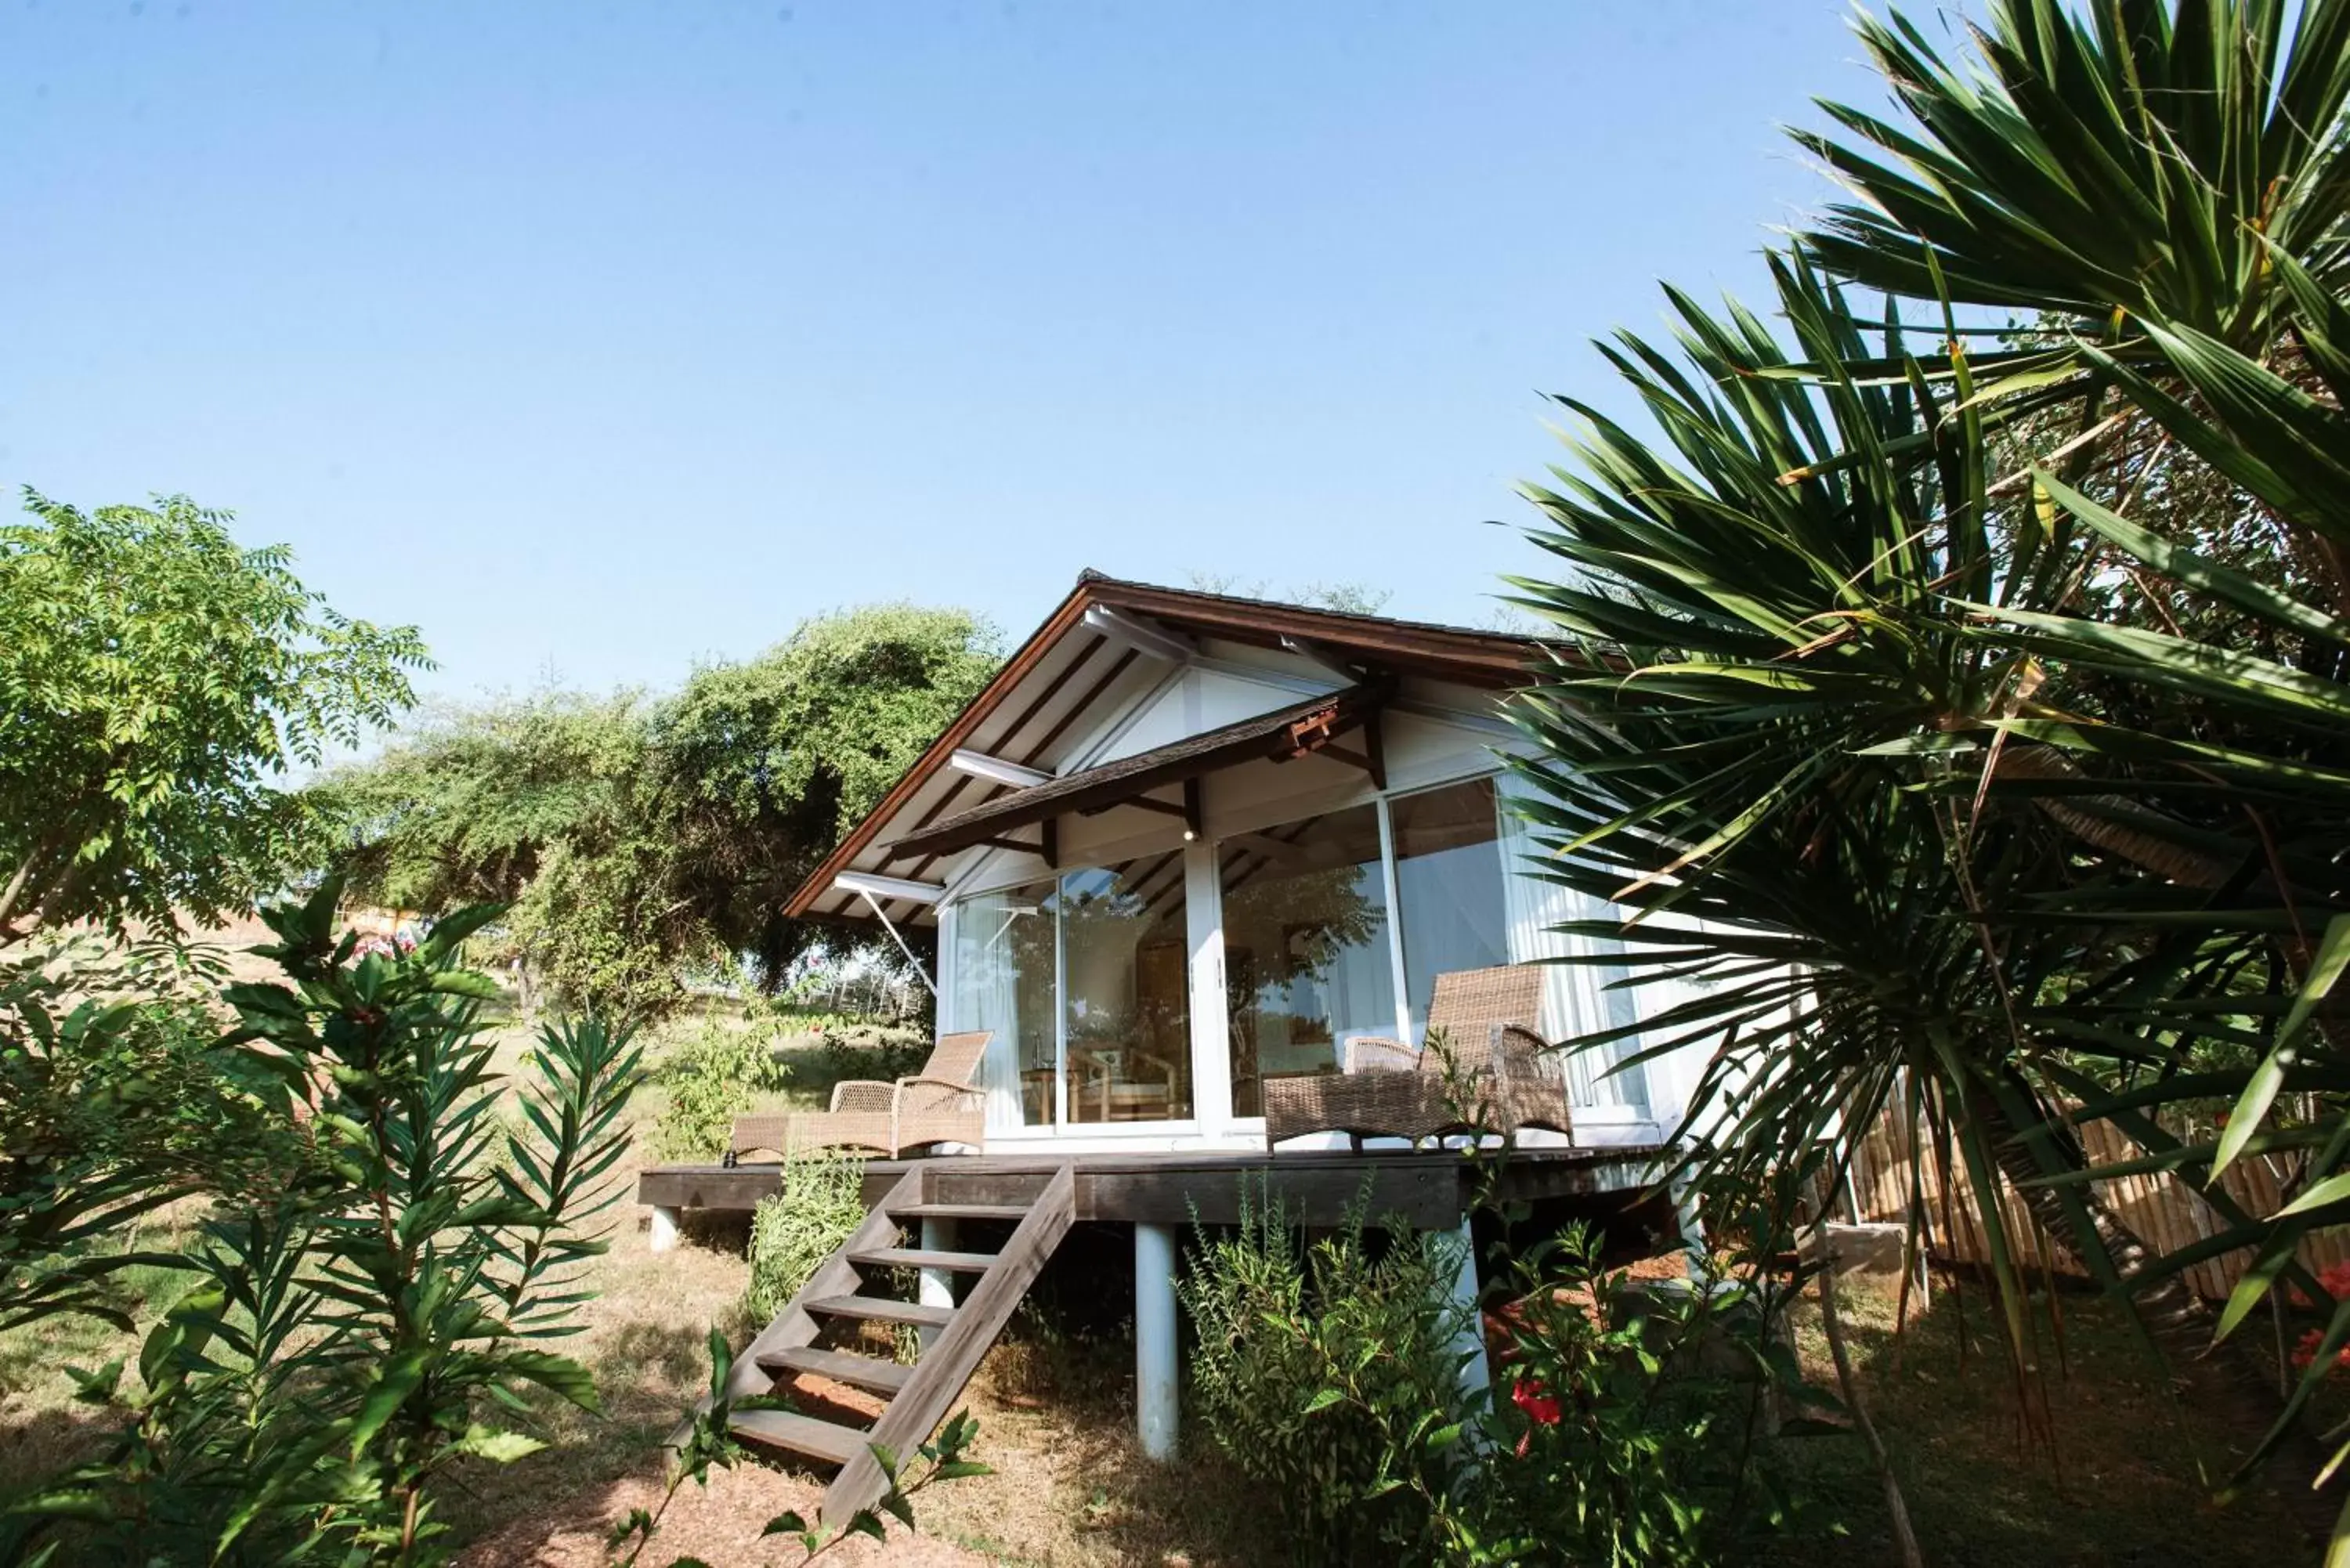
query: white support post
1672 1173 1708 1274
1183 841 1233 1134
1448 1215 1491 1402
1134 1223 1180 1460
918 1216 958 1350
649 1205 680 1254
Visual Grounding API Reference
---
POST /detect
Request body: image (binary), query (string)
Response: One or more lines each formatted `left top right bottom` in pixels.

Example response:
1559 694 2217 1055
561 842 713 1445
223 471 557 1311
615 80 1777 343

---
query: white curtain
1494 772 1650 1113
945 891 1029 1132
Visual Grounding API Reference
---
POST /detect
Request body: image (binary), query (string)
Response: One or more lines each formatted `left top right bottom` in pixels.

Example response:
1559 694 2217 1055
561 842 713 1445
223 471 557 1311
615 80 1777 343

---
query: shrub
5 883 645 1566
0 935 292 1335
745 1149 870 1319
652 1016 788 1161
1182 1181 1809 1568
810 1024 927 1085
1455 1226 1803 1567
1180 1180 1471 1563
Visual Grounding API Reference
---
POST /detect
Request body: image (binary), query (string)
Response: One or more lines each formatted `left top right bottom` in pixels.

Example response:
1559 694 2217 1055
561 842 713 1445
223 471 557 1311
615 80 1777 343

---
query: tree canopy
0 489 428 944
310 602 1000 1015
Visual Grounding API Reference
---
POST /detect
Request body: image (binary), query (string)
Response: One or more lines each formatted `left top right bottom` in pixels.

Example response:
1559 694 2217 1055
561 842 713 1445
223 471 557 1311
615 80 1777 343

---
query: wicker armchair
1260 966 1572 1149
730 1030 992 1161
890 1030 992 1154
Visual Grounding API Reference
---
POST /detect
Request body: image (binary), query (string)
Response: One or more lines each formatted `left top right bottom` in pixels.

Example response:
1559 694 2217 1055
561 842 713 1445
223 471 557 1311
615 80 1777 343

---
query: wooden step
822 1164 1077 1526
889 1201 1032 1221
757 1344 915 1396
849 1247 998 1272
729 1407 871 1465
804 1293 954 1328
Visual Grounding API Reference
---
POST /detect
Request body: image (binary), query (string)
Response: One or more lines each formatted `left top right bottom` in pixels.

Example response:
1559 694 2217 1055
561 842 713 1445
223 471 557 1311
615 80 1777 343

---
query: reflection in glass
1391 777 1510 1041
1059 858 1191 1122
945 880 1057 1128
1217 805 1394 1117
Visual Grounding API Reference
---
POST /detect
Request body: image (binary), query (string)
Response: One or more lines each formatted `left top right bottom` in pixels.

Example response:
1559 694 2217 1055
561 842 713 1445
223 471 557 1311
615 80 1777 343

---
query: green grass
0 1213 206 1496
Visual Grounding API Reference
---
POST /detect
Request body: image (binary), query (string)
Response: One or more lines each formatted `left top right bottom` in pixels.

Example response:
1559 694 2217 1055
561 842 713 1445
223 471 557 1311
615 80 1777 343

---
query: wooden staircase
710 1162 1076 1524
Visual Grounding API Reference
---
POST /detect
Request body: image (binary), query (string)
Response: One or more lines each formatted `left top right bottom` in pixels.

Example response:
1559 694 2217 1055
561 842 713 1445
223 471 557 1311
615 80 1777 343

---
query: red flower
1511 1377 1561 1455
2291 1328 2350 1374
2286 1261 2350 1310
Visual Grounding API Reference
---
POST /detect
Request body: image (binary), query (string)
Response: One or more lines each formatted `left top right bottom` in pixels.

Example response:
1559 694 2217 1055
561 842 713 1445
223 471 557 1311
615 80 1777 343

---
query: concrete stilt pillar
1448 1214 1491 1402
1134 1222 1180 1459
918 1216 958 1350
649 1205 679 1254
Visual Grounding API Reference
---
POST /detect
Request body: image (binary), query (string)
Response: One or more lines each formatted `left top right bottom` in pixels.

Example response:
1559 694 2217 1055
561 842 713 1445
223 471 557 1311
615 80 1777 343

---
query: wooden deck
637 1143 1668 1230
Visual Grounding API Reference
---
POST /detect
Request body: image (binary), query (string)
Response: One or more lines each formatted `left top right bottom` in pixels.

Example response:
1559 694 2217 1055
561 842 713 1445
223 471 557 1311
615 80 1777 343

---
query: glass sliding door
945 854 1194 1129
1218 804 1396 1117
1390 776 1512 1042
945 880 1058 1129
1059 857 1193 1123
1390 771 1653 1111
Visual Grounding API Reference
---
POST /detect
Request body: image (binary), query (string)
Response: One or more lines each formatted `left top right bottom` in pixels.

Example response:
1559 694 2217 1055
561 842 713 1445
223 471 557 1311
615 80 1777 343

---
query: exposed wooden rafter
881 683 1390 862
950 748 1053 789
1081 605 1194 663
1279 633 1371 684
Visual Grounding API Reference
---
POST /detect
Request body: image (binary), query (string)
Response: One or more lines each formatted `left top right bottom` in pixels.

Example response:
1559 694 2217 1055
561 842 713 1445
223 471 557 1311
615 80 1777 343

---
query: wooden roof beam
950 749 1053 789
1083 605 1193 664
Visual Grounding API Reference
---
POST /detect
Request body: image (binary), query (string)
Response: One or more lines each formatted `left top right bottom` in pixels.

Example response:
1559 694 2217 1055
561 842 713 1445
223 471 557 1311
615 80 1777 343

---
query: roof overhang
783 573 1556 925
881 682 1390 863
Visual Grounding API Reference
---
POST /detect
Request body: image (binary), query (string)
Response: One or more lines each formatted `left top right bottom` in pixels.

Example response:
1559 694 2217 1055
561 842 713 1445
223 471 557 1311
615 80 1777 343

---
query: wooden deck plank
636 1144 1664 1228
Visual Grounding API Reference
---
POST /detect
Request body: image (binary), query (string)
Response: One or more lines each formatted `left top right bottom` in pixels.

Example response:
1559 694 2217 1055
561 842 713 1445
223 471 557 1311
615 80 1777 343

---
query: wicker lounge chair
731 1030 992 1161
1260 966 1573 1149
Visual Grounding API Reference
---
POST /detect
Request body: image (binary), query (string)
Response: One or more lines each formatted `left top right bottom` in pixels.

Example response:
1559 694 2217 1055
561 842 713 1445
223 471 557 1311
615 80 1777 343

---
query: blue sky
2 2 1893 703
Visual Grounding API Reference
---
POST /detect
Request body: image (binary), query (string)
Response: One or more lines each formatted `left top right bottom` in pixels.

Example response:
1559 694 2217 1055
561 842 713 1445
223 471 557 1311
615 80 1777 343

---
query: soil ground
0 1006 2331 1565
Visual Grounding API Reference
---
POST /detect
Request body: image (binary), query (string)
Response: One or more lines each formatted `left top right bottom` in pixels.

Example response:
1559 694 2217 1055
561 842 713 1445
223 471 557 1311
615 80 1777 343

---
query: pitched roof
783 573 1548 923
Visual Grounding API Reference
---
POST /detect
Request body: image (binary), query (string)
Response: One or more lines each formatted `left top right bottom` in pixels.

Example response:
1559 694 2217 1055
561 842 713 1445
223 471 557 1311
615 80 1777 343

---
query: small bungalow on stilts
638 573 1719 1522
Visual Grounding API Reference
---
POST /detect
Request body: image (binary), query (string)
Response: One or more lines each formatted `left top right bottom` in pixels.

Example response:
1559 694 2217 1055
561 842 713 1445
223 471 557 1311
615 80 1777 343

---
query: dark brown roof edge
783 574 1554 918
781 578 1099 917
1082 575 1542 683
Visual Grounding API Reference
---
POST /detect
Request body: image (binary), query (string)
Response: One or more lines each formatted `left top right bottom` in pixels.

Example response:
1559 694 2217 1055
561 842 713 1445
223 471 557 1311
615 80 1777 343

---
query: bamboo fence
1844 1108 2350 1302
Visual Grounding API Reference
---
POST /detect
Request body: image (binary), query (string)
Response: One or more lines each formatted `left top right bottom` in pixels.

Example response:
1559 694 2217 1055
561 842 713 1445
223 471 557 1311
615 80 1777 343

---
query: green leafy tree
0 490 428 944
311 604 1000 1016
312 690 645 916
649 603 1001 986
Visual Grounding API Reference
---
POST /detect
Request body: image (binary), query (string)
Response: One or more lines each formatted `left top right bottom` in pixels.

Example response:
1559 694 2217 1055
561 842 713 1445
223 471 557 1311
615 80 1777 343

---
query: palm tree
1502 247 2308 1456
1794 0 2350 1479
1506 0 2350 1503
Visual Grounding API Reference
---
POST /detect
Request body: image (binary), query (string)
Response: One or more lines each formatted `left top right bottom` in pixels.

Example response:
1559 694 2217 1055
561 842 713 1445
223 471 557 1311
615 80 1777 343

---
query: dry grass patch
1756 1280 2323 1567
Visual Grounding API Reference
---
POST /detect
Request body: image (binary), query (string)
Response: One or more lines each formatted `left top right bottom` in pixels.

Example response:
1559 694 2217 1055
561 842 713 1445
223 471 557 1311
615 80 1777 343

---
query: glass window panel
1058 856 1192 1123
1217 804 1394 1117
946 880 1058 1128
1391 776 1509 1041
